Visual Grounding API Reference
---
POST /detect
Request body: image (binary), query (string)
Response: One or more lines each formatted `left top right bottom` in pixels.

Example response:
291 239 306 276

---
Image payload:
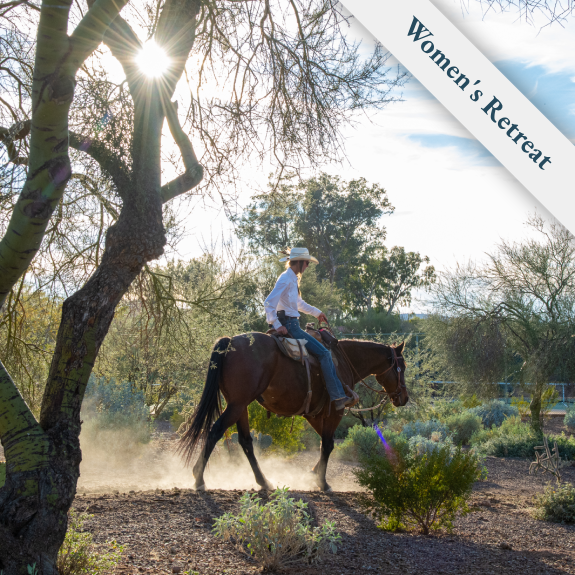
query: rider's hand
277 325 289 336
318 313 329 325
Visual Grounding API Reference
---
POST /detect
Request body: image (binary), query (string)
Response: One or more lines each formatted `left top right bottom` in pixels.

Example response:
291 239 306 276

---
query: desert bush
469 399 518 428
245 402 305 453
82 376 150 444
213 488 340 570
427 399 465 421
445 412 483 445
227 431 273 453
334 416 360 439
355 439 484 534
533 484 575 523
471 416 575 459
334 425 400 461
408 434 455 459
401 419 449 441
564 405 575 431
57 510 123 575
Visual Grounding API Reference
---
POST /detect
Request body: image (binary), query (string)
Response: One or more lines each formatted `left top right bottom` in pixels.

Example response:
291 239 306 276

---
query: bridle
375 346 407 403
338 343 407 412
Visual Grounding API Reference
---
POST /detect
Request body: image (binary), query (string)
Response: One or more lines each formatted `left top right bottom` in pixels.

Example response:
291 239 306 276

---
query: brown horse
180 332 408 491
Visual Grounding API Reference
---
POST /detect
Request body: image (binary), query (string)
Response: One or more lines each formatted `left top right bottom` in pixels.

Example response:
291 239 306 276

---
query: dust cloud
77 429 361 494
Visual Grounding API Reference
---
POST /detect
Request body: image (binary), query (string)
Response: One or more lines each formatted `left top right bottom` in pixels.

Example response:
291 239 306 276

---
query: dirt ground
5 416 575 573
75 447 575 574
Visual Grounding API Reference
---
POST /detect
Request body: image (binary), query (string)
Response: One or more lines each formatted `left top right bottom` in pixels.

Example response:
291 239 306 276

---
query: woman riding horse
264 247 354 411
180 248 409 492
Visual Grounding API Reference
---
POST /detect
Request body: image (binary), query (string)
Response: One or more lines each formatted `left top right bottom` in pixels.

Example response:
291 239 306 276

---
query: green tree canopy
235 173 435 315
236 173 394 284
345 245 436 316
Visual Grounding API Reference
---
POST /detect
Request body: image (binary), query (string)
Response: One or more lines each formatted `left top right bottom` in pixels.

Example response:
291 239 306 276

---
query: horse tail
179 336 230 465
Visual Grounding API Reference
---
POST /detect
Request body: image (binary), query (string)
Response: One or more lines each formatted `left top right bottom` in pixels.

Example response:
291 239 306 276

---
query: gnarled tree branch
69 131 131 197
161 100 203 203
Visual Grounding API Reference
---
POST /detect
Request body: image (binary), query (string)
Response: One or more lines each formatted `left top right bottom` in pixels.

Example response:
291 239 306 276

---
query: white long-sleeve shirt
264 267 322 329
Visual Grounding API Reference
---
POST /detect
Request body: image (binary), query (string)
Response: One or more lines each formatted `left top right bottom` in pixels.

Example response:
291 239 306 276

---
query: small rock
172 566 182 574
129 490 135 494
169 546 178 554
499 541 513 550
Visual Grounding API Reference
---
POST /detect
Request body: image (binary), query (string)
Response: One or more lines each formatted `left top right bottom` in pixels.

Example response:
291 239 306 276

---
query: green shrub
334 416 360 440
428 399 465 421
533 484 575 523
334 425 399 462
445 412 483 445
401 419 449 441
469 399 518 428
213 487 340 570
408 434 455 459
564 406 575 431
471 416 575 459
355 438 484 534
82 377 150 443
57 510 123 575
244 402 306 453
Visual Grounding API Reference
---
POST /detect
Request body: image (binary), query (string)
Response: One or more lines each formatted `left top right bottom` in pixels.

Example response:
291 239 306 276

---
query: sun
136 41 170 78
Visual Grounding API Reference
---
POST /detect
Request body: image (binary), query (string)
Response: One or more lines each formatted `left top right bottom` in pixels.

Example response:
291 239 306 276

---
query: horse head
375 341 409 407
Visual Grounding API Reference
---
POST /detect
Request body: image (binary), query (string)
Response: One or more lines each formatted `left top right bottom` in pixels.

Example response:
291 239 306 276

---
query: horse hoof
260 481 275 491
326 486 333 493
194 483 206 492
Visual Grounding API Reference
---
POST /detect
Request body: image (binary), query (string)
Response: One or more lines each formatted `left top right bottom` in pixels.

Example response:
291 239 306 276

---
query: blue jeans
280 317 347 401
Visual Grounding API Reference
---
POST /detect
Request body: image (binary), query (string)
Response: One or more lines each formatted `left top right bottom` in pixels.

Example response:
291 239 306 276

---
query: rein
337 341 406 412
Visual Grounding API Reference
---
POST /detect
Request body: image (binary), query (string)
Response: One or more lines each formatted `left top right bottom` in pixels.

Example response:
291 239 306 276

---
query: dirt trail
77 433 361 494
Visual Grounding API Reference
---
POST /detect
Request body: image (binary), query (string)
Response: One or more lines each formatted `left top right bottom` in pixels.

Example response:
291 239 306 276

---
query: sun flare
136 41 170 78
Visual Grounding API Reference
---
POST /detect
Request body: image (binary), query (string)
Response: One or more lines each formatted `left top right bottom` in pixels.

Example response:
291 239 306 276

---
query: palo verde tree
428 215 575 434
0 0 406 572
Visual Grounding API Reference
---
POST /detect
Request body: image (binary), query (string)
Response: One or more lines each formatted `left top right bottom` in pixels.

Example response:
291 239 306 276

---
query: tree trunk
0 3 201 571
0 209 165 573
530 381 544 435
0 86 166 575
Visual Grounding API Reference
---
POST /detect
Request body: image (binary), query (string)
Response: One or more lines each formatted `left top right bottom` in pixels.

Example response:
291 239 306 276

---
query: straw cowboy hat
278 247 319 264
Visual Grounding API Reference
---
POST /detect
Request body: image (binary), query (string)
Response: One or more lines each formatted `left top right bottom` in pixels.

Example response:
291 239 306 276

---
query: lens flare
374 424 395 457
136 41 170 78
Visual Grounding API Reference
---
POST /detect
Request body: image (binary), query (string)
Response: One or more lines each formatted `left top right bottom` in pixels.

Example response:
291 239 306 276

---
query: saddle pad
281 337 309 361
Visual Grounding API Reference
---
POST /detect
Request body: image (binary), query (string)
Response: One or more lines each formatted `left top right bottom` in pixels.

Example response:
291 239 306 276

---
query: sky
170 0 575 311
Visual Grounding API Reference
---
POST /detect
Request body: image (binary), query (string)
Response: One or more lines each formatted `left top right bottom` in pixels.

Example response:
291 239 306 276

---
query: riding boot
333 397 348 411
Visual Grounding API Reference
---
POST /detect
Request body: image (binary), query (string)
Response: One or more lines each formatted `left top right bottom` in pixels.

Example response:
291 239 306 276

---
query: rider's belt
277 310 297 321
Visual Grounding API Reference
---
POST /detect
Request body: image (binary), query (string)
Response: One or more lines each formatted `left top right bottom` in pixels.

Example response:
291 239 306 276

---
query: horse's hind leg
192 404 244 490
237 408 274 490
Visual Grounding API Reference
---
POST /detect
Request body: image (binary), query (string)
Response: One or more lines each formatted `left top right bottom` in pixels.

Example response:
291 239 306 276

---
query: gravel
74 456 575 575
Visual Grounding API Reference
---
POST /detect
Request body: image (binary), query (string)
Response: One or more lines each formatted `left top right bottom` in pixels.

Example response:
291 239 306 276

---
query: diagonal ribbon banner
344 0 575 232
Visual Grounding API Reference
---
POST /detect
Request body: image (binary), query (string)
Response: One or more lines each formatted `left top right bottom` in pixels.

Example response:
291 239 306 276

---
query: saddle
265 324 359 415
273 336 310 362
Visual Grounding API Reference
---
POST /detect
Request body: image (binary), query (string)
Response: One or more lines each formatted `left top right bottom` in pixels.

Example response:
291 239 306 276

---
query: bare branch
70 0 131 69
69 131 131 196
